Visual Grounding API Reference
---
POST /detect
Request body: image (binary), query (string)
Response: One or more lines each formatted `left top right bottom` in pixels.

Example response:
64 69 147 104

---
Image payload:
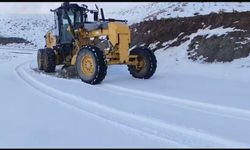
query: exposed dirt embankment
130 11 250 62
0 37 31 45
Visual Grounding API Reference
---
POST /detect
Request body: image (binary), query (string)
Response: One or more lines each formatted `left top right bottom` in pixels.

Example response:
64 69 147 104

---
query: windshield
59 8 86 44
60 9 74 44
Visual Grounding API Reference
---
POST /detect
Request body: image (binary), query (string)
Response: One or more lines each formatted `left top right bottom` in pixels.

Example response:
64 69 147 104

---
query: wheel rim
81 54 95 76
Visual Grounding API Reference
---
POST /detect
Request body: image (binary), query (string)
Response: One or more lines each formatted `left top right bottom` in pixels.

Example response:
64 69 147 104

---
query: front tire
76 46 107 85
128 47 157 79
43 48 56 73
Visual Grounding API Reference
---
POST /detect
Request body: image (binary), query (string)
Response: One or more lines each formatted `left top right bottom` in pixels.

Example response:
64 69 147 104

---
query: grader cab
37 2 157 84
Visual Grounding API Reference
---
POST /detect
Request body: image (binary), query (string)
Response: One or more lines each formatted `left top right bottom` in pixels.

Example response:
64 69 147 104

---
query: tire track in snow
49 66 250 122
15 61 182 147
0 47 36 52
15 61 249 147
101 84 250 122
0 48 36 56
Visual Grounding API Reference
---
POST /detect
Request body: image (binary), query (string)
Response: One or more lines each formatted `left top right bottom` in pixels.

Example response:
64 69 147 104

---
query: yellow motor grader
37 2 157 84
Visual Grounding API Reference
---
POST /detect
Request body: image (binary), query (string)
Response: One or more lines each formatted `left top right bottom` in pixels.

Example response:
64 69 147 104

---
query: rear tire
128 47 157 79
43 48 56 73
37 49 45 70
76 45 107 85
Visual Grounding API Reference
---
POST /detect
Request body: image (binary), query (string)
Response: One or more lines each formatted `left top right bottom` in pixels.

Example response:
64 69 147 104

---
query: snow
156 26 250 82
162 32 185 47
0 14 53 49
204 26 245 39
149 41 160 49
235 37 250 45
0 49 175 148
167 26 246 62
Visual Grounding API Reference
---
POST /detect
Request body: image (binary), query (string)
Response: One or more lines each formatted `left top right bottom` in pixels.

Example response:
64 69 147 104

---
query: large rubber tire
43 48 56 73
76 45 107 85
37 49 45 70
128 47 157 79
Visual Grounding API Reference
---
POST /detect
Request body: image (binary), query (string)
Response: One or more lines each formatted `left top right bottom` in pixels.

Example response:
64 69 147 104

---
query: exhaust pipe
101 8 105 21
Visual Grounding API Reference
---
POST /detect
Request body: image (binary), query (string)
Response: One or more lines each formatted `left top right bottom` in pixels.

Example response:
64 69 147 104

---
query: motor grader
37 2 157 84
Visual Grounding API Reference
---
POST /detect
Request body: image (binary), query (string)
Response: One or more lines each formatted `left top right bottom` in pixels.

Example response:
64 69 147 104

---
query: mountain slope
0 14 53 49
107 2 250 25
130 11 250 62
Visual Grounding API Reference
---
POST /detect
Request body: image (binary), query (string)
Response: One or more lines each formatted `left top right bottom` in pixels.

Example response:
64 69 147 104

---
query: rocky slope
130 11 250 62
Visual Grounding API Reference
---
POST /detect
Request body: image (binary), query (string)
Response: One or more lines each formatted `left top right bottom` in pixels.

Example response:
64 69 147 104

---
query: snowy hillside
130 10 250 62
155 26 250 82
0 14 53 49
107 2 250 24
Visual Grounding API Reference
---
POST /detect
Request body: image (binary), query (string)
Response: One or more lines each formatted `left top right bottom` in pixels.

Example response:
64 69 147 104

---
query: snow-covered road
1 47 250 148
0 49 175 148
